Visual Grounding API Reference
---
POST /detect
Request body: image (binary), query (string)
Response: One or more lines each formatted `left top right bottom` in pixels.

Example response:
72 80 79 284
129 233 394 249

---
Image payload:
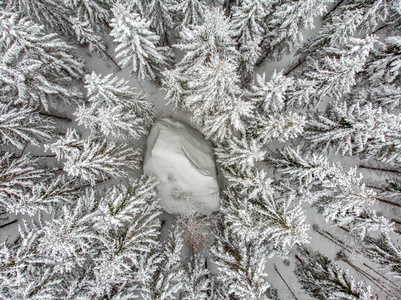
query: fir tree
174 0 207 27
0 104 55 150
64 0 112 30
249 112 306 144
70 17 107 59
6 0 72 35
176 7 238 67
181 254 212 300
223 186 310 253
45 129 142 185
248 71 293 113
265 146 337 187
259 0 331 62
210 226 274 300
305 101 390 156
215 136 265 172
231 0 269 80
146 0 175 45
223 167 274 200
37 203 99 274
77 72 155 139
364 233 401 279
110 3 171 81
305 36 376 100
295 248 379 299
0 11 84 111
84 72 155 115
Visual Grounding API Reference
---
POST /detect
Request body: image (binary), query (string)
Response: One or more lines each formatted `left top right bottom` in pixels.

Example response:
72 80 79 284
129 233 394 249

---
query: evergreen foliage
0 11 84 111
295 248 379 299
364 233 401 279
110 3 172 81
45 129 142 185
75 72 156 139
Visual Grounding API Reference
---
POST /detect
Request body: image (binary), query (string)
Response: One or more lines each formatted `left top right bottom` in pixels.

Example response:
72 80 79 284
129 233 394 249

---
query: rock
144 118 219 214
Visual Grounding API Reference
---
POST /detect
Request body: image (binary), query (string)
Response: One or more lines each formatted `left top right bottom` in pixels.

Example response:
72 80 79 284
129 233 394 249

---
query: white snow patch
144 118 219 214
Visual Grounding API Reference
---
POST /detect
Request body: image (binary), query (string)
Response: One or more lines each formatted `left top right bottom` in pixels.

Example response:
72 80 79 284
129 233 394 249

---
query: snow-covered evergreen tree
0 219 65 299
295 247 379 299
265 146 337 188
364 233 401 279
305 101 390 156
305 36 376 100
70 17 107 58
210 226 274 300
146 0 175 45
0 152 52 215
222 185 310 253
231 0 269 81
0 104 55 149
77 72 156 139
6 0 73 35
84 72 154 114
259 0 331 62
45 129 142 185
248 71 293 113
223 167 274 200
249 112 306 144
64 0 112 30
110 3 171 81
215 136 265 172
181 254 212 300
0 11 84 111
174 0 207 27
37 203 99 274
176 7 238 67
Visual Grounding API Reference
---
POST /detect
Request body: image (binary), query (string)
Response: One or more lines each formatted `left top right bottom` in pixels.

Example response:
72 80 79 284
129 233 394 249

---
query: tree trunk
274 265 299 300
359 165 401 174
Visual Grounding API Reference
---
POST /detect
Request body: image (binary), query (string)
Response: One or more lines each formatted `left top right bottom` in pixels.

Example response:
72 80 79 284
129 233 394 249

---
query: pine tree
247 71 293 113
6 0 73 35
174 0 207 27
45 129 142 185
176 7 238 67
84 72 155 114
70 16 107 58
305 101 390 156
37 203 100 274
181 254 212 300
215 136 265 172
248 112 306 144
223 186 310 253
146 0 175 45
223 167 274 200
0 104 55 150
135 225 184 300
77 72 155 139
364 233 401 279
265 146 337 187
295 248 379 299
231 0 269 80
91 175 161 238
110 3 171 81
64 0 112 31
0 219 64 299
305 36 376 100
0 11 84 111
210 226 274 300
259 0 331 62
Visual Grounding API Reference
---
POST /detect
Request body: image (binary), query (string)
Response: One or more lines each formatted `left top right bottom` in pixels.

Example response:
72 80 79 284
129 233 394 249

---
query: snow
144 118 219 214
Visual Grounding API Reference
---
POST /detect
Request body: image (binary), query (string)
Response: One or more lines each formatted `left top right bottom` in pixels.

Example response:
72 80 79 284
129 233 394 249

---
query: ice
144 118 220 214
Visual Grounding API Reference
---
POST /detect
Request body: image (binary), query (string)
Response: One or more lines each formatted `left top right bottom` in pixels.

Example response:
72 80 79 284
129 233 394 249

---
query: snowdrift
144 118 220 214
